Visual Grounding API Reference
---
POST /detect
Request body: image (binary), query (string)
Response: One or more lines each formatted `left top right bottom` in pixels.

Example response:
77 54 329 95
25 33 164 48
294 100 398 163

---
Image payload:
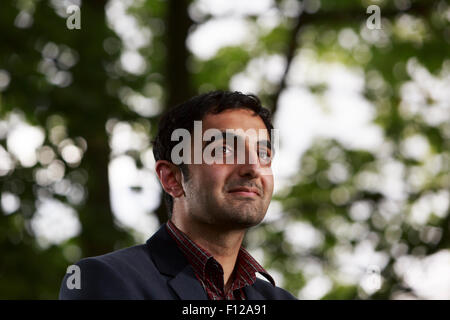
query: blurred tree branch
153 0 195 225
270 1 437 113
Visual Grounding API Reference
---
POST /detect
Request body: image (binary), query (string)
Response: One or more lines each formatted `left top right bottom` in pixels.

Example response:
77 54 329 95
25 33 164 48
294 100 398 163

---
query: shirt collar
166 220 275 287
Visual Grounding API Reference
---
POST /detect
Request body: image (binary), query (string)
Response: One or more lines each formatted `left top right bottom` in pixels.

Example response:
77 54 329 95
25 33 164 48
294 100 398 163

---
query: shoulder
86 244 153 271
252 278 298 300
59 244 154 299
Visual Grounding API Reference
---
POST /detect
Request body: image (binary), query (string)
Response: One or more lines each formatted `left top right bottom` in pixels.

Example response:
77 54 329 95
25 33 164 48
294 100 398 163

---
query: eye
222 145 233 154
211 143 233 157
259 149 272 164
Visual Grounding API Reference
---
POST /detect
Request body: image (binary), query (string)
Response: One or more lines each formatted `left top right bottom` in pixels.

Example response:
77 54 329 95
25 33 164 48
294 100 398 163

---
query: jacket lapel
244 283 266 300
146 224 268 300
168 265 208 300
146 224 208 300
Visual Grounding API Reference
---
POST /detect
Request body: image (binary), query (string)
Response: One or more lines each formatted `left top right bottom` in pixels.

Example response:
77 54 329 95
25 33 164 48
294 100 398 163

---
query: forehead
202 108 269 138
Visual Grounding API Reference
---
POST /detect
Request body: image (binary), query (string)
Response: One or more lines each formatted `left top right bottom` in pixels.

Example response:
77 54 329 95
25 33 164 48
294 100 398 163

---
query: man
59 90 296 300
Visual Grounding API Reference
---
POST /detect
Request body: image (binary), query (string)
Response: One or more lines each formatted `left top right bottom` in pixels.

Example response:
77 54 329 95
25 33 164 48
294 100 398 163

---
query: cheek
206 166 229 188
263 174 274 196
194 165 229 192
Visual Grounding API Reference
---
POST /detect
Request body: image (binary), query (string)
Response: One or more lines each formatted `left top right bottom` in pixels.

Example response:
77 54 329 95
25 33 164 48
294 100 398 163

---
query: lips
228 186 261 197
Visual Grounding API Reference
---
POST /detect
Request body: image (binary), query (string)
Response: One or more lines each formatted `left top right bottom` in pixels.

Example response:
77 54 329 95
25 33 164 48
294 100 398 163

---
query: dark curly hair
152 90 274 218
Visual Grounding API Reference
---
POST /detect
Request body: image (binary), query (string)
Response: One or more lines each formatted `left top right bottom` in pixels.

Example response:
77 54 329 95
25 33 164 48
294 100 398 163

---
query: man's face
181 108 274 230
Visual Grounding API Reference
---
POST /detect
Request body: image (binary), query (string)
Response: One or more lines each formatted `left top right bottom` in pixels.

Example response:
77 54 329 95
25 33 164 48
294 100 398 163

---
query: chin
225 209 265 228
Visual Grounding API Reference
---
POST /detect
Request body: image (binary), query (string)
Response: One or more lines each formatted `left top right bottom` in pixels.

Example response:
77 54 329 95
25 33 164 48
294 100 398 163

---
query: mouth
227 187 261 197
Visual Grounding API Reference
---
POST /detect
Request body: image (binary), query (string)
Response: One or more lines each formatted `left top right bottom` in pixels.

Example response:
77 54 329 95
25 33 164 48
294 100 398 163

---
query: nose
237 148 263 178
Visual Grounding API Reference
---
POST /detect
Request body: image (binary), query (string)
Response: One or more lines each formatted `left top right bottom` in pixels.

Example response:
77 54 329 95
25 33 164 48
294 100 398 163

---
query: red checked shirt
166 220 275 300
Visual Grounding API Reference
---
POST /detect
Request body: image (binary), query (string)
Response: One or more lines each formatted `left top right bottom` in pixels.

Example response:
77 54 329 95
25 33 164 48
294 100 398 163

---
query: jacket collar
244 283 265 300
145 224 208 300
145 223 270 300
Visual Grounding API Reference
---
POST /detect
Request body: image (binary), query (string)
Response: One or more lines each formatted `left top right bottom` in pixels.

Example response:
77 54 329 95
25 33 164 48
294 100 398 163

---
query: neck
170 215 246 289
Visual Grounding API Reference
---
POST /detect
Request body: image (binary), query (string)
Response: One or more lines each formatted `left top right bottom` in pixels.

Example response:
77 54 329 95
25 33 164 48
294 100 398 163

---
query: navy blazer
59 224 297 300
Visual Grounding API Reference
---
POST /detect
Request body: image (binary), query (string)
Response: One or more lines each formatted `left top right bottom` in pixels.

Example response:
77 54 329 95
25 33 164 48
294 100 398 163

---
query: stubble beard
185 182 268 230
213 194 268 229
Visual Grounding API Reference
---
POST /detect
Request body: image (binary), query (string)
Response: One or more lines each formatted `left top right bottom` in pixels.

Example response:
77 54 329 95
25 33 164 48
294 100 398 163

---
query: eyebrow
257 139 272 151
202 130 272 151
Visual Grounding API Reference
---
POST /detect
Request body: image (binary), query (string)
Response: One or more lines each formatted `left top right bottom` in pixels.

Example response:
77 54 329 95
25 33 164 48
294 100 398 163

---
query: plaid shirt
166 220 275 300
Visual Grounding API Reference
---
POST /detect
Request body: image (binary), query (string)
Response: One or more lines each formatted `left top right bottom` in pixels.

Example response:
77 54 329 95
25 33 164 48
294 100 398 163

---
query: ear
155 160 185 198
